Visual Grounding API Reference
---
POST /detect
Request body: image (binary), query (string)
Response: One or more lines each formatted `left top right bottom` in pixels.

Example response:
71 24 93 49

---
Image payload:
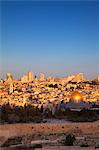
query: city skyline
1 1 99 79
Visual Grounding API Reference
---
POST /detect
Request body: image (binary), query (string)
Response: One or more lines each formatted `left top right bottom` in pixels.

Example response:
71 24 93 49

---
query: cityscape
0 71 99 109
0 71 99 149
1 0 99 150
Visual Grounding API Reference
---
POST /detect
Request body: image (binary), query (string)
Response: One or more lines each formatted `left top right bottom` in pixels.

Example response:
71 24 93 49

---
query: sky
1 0 99 80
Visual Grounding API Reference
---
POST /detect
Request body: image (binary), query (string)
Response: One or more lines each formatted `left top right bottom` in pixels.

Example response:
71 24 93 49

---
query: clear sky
1 0 99 79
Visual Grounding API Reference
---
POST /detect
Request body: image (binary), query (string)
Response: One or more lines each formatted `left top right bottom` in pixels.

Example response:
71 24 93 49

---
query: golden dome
70 91 83 103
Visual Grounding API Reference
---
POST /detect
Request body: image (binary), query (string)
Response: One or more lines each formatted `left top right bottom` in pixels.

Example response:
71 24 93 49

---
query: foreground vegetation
0 103 99 123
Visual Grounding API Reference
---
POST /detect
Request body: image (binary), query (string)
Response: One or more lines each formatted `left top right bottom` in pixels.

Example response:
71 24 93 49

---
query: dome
70 91 83 103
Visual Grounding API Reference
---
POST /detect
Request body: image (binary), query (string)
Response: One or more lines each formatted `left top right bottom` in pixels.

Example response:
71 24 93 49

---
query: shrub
64 134 76 146
80 143 89 147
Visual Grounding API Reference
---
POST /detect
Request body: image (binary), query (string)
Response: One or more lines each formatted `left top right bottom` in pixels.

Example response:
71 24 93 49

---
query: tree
64 134 75 146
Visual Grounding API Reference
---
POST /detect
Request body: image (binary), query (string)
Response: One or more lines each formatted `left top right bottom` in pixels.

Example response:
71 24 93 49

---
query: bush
67 109 99 122
64 134 76 146
80 143 89 147
8 114 20 123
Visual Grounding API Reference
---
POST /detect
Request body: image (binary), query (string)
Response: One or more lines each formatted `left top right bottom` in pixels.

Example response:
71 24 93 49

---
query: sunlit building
9 82 13 94
27 71 33 82
6 73 13 81
21 75 28 83
39 73 45 81
71 73 86 83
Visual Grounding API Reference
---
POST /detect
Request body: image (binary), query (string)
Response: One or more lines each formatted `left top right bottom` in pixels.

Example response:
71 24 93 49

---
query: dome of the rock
70 91 83 103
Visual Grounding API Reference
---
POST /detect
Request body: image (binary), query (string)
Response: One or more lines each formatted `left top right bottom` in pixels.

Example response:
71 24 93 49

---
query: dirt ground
0 121 99 138
0 121 99 150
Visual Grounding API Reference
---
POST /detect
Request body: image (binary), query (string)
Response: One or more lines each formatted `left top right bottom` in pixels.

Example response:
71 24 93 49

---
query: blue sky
1 1 99 79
